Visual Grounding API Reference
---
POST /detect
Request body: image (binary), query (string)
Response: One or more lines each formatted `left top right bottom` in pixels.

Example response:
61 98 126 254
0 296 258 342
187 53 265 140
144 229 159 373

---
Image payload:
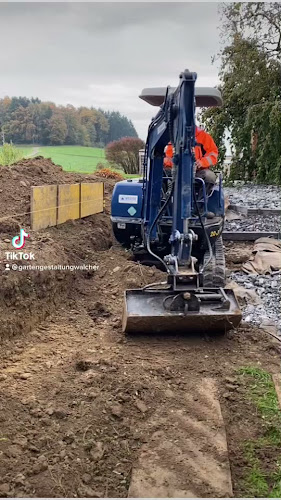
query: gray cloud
0 2 221 138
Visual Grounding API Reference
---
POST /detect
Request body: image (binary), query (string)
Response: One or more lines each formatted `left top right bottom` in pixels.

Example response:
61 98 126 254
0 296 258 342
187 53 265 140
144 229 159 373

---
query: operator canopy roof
139 87 222 107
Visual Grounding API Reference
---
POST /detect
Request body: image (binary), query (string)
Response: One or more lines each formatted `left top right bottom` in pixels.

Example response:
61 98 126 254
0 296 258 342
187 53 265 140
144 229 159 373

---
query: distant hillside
0 96 138 147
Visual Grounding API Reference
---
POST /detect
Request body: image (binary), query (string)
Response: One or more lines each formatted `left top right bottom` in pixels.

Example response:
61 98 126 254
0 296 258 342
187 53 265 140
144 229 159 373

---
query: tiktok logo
12 229 30 249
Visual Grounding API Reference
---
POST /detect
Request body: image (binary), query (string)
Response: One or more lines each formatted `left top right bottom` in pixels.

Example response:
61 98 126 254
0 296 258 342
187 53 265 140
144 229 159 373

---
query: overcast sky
0 2 222 139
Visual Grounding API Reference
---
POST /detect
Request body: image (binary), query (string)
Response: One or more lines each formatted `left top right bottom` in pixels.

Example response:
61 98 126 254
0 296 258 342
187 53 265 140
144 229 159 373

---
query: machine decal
128 206 137 216
210 229 221 237
117 222 126 229
157 122 166 134
118 194 138 204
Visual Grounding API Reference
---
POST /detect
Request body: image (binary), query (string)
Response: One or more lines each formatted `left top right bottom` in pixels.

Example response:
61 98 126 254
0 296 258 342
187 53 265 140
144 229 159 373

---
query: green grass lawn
17 145 34 157
35 146 108 173
238 367 281 498
18 145 140 178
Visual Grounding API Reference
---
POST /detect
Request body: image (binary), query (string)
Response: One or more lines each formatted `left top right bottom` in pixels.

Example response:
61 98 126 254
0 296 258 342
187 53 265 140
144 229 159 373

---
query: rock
13 473 25 486
126 278 140 288
0 374 7 381
75 359 93 372
82 473 92 485
113 266 121 273
30 408 42 418
63 431 75 444
21 396 36 406
111 404 123 418
28 444 40 453
7 445 23 458
13 436 27 448
20 180 28 187
53 409 68 419
59 449 67 459
77 486 102 498
224 376 237 384
90 441 104 461
244 282 254 289
246 305 255 313
222 392 232 399
164 389 175 398
0 483 11 496
88 391 99 400
18 373 32 380
260 318 276 327
135 400 148 413
245 315 253 322
4 239 10 243
32 460 48 475
225 383 237 391
119 393 130 402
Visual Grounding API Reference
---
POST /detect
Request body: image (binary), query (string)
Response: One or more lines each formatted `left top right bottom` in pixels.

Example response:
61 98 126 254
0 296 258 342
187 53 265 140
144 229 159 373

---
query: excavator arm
142 70 198 284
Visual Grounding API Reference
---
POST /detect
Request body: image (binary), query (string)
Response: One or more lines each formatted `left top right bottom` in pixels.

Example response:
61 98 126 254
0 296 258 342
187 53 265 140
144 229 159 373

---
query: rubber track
203 236 226 287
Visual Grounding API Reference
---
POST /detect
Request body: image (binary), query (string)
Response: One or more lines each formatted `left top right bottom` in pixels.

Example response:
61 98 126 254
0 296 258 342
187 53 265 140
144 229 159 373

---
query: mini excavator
111 69 242 333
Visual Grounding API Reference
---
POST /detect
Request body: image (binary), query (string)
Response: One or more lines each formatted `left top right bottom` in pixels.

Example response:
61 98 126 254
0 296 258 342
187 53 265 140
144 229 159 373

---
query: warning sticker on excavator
118 194 138 204
210 229 221 237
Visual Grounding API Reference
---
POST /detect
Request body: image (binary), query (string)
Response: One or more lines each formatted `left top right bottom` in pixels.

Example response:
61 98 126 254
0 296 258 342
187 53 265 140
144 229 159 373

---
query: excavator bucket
122 287 242 334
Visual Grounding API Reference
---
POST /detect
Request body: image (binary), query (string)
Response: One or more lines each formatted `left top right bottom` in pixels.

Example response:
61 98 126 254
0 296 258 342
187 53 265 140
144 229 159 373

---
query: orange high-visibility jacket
164 126 218 169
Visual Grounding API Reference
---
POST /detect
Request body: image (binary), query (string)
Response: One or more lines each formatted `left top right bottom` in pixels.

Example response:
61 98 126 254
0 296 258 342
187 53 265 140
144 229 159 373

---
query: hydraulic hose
146 180 175 273
193 184 213 271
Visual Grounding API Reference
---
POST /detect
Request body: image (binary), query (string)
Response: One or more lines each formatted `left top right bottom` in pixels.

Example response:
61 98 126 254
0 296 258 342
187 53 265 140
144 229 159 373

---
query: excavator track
203 236 226 288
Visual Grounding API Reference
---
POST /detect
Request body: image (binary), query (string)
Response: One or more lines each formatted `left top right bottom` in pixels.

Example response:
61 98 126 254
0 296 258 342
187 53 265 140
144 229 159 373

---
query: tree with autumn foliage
0 98 138 147
105 137 145 174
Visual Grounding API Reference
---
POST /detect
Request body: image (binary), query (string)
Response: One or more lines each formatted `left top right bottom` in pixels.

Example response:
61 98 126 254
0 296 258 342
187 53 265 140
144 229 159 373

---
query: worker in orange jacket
164 126 218 185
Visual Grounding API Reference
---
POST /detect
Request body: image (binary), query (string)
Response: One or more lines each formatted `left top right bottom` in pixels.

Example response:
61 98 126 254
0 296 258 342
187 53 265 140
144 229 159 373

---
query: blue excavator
111 70 241 334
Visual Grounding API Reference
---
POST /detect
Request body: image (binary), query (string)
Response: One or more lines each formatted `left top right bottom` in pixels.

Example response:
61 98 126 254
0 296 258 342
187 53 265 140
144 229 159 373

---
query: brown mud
0 158 280 497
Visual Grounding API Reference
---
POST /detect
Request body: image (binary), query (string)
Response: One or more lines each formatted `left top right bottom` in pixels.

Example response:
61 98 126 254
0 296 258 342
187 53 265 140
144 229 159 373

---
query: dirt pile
0 156 115 230
0 157 117 340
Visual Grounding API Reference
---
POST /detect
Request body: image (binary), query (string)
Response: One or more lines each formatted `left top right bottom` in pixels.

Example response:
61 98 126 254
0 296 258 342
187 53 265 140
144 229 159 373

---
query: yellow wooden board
57 183 80 225
31 185 57 230
80 182 104 218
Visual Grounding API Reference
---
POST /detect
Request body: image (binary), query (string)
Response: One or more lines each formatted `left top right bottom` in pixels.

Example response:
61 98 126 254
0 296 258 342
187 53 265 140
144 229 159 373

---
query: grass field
32 146 108 173
17 145 139 178
18 145 34 157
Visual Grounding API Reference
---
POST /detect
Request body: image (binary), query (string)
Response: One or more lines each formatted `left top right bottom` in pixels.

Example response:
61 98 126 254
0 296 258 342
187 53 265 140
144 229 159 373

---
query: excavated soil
0 158 280 497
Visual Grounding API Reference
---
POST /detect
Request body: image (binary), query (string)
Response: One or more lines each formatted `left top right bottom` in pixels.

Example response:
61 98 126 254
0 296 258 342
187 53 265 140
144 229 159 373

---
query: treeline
0 96 138 147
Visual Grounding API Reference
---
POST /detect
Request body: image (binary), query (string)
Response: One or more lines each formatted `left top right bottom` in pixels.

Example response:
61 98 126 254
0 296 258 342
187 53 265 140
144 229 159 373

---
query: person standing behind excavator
164 125 218 186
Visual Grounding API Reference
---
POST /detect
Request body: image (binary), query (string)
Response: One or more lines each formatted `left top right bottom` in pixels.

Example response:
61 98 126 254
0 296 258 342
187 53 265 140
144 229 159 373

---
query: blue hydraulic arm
142 70 197 275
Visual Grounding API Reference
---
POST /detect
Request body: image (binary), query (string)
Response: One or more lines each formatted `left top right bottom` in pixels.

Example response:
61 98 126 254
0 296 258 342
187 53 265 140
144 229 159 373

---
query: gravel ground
224 184 281 209
225 214 281 232
230 271 281 335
